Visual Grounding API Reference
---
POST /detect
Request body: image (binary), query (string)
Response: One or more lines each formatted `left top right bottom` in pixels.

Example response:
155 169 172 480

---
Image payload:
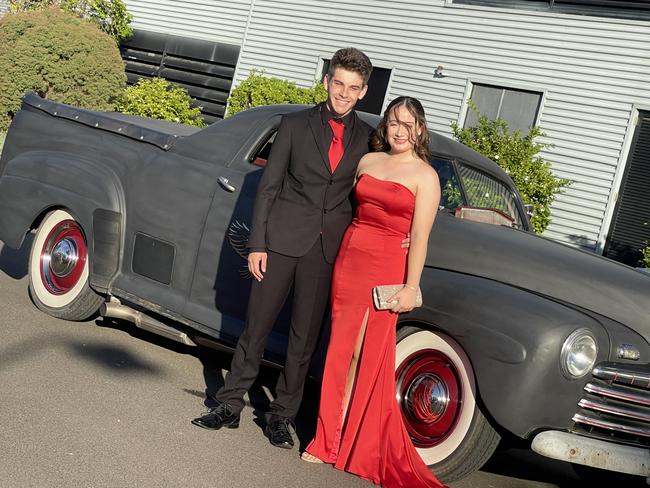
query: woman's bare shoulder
415 162 440 189
358 151 385 171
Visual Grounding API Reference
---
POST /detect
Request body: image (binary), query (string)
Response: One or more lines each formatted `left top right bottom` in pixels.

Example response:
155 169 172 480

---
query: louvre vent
604 112 650 266
120 29 240 123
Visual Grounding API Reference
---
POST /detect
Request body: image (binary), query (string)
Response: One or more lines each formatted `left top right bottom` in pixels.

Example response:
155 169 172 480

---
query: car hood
427 214 650 339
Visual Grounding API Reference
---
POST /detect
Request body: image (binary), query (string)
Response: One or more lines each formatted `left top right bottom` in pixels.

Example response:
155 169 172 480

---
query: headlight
560 328 598 379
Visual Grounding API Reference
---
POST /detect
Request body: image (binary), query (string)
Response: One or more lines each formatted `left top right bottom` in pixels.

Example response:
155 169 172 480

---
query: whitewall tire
28 209 103 321
395 325 501 483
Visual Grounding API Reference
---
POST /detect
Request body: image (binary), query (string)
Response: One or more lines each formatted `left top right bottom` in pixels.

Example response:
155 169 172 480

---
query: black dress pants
215 239 333 419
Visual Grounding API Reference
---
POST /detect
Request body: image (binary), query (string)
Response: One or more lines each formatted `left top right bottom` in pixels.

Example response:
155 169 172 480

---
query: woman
301 96 444 488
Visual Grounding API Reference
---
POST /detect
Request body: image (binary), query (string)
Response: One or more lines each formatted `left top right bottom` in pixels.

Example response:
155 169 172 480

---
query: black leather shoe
191 402 240 430
264 416 295 449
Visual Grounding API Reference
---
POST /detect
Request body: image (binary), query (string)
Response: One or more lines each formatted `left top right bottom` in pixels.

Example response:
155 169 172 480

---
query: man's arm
246 115 292 250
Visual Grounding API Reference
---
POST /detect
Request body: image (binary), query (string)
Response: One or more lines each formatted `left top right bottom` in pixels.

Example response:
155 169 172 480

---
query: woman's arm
391 166 441 313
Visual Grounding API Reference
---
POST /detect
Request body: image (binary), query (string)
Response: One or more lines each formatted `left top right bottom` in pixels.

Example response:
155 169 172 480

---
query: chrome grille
572 362 650 447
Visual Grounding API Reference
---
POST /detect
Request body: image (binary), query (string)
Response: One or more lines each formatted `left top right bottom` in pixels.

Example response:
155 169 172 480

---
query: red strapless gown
306 174 445 488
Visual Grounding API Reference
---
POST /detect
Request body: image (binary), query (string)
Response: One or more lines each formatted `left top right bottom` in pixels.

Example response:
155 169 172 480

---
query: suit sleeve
246 115 292 250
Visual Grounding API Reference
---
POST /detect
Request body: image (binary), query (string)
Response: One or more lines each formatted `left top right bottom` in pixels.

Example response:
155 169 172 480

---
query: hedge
227 70 327 117
0 8 126 131
117 78 207 128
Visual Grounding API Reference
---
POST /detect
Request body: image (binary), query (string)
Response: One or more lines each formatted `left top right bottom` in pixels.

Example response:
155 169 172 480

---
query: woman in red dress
302 96 444 488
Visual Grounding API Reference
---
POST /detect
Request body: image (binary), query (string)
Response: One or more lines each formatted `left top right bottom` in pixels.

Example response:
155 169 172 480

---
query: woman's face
386 104 419 154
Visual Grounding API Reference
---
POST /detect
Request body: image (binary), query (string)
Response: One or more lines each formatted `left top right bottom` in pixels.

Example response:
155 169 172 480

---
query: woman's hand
389 286 418 313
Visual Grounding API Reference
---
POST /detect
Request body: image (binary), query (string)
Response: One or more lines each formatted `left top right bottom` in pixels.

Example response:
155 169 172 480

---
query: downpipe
100 299 196 346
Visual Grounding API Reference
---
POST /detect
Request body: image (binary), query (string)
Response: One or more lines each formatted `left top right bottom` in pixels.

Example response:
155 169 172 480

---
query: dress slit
339 307 370 442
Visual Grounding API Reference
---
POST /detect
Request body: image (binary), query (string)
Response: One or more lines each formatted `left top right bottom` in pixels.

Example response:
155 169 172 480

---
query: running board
101 300 196 346
192 335 282 369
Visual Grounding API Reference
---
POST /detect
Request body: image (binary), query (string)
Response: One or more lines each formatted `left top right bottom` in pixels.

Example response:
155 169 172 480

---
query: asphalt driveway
1 238 642 488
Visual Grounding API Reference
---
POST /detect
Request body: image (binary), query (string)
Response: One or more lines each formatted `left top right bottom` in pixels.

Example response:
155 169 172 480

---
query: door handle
218 176 236 192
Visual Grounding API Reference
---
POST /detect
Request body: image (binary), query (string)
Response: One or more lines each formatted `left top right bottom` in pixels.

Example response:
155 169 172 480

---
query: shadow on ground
0 234 32 279
67 339 165 377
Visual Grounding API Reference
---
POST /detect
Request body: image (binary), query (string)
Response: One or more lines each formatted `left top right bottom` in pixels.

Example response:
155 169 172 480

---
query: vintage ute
1 93 649 483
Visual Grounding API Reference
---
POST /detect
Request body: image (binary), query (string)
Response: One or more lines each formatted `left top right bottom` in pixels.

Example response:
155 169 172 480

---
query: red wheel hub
396 348 463 448
39 219 87 295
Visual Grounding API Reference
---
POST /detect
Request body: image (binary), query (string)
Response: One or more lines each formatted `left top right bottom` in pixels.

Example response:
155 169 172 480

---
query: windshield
431 158 525 227
431 158 462 210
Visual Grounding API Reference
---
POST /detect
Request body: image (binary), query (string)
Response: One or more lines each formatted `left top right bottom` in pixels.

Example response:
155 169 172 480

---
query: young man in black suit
192 48 375 448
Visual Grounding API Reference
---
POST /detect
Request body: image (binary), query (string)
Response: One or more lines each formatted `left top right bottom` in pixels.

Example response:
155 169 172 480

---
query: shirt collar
320 102 355 128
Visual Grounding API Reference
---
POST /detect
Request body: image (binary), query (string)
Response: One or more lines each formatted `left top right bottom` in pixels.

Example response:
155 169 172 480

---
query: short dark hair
327 48 373 85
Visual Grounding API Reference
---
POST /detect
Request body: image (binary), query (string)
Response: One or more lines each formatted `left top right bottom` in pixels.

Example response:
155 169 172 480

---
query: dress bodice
353 173 415 237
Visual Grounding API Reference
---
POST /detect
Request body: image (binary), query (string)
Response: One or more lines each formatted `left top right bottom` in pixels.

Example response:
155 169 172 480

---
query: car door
183 114 291 356
111 142 226 316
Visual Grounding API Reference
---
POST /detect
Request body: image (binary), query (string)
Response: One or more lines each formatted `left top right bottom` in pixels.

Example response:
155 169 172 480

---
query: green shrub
9 0 57 11
0 132 6 156
227 70 327 117
62 0 133 44
9 0 133 43
641 246 650 268
0 8 126 132
451 102 571 234
116 78 207 128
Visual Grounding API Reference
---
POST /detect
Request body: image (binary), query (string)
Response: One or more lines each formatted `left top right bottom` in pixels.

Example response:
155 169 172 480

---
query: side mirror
524 204 535 218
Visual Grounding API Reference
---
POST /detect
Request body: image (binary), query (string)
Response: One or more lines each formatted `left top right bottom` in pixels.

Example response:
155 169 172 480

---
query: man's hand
248 252 267 281
401 233 411 250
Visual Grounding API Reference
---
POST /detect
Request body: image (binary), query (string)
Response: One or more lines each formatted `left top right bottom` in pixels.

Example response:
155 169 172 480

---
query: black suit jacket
247 104 373 263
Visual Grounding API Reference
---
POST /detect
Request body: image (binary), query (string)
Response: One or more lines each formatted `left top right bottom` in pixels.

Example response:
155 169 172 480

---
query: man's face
324 67 368 117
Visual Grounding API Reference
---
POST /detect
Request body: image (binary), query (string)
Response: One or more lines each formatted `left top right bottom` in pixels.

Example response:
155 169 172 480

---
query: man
192 48 374 449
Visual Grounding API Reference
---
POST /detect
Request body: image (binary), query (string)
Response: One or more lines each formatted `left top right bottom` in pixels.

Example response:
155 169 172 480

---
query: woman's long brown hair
371 96 432 163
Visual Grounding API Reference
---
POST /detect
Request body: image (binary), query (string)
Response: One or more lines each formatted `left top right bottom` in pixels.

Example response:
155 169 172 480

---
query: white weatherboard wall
0 1 8 14
123 0 252 45
235 0 650 250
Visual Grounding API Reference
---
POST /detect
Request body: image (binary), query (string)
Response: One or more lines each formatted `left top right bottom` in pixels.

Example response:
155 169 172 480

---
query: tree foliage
0 8 126 131
9 0 133 43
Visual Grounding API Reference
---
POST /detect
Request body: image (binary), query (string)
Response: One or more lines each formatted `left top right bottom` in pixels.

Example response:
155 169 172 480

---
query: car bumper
532 430 649 477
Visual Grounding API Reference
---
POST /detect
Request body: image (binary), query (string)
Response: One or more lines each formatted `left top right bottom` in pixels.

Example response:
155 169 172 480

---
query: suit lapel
307 107 332 175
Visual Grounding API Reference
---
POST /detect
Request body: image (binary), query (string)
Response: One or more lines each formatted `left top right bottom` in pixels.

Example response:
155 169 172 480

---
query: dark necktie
328 118 345 173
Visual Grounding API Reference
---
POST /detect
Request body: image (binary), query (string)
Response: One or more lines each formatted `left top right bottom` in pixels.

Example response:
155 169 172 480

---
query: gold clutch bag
372 284 422 310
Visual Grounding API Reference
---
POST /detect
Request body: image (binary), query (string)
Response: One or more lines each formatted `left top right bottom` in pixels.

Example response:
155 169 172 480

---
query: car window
250 131 277 167
456 163 524 227
431 158 463 210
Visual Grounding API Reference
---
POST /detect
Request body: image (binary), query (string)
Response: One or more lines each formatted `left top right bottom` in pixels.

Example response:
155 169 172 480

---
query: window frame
448 0 650 21
432 152 529 229
457 79 548 134
453 160 528 229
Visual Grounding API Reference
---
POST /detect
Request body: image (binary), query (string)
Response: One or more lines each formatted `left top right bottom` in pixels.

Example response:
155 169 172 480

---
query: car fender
0 150 125 290
404 267 610 439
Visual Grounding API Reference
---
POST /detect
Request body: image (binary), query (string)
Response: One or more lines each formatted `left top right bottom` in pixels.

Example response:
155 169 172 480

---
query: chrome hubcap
396 348 463 448
49 239 79 277
39 219 87 295
404 373 449 423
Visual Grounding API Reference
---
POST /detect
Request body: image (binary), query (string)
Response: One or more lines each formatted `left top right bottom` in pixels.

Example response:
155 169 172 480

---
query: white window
464 83 542 134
